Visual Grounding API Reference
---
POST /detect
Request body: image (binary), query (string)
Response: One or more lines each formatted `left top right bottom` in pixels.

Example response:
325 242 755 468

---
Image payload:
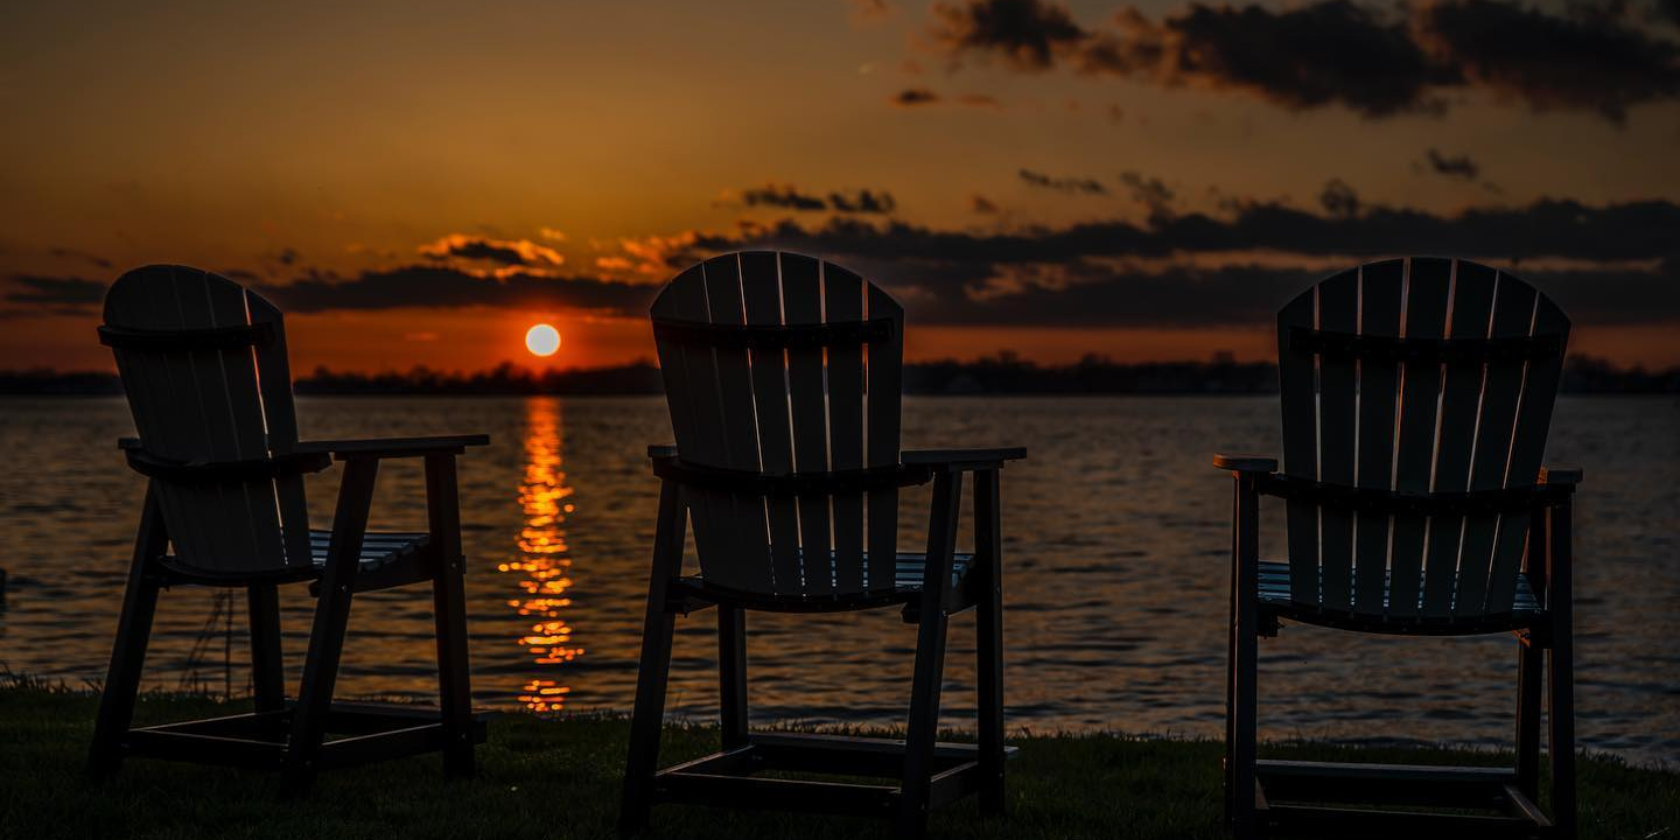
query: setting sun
525 323 561 357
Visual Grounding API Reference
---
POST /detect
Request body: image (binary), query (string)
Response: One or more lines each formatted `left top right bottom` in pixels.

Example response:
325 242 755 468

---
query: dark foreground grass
1 684 1674 840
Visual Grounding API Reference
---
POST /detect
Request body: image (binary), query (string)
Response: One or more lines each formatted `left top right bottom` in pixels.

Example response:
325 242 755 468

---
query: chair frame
86 264 491 793
1220 459 1579 837
88 438 489 792
1215 257 1581 838
620 446 1022 839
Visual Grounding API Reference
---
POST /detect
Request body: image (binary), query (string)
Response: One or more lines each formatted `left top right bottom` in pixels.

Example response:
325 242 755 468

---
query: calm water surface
1 396 1675 764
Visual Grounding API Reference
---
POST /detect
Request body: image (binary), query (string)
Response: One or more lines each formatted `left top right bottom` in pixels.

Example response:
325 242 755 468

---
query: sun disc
526 323 561 357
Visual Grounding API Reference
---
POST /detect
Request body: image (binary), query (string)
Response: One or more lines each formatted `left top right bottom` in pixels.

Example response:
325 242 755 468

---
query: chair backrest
1276 257 1569 623
650 251 906 599
102 265 313 575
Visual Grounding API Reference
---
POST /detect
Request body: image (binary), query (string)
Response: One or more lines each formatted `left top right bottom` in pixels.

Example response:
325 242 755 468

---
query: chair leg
719 606 749 748
621 480 685 838
1514 633 1543 802
432 555 475 778
1546 501 1578 839
248 583 286 715
1228 475 1261 840
1549 622 1577 838
426 453 475 779
88 485 168 779
898 470 962 840
1230 611 1259 839
974 469 1007 816
282 457 377 796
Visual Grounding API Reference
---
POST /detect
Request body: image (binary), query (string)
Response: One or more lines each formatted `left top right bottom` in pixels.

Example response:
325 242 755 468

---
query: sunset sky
3 0 1678 373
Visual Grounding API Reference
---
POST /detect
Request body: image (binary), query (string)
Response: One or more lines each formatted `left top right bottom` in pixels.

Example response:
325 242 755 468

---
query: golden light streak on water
506 397 582 712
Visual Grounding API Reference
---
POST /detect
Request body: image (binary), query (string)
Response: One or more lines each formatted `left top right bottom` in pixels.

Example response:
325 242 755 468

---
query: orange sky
3 0 1678 372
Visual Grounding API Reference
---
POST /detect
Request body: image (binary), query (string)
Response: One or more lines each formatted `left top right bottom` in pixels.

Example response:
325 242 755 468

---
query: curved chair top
101 264 311 574
648 250 909 598
1270 256 1571 625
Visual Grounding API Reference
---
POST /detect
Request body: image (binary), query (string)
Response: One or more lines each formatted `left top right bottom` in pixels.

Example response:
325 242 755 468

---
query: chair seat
675 552 975 614
691 551 971 590
1257 560 1541 634
306 529 430 571
158 529 436 590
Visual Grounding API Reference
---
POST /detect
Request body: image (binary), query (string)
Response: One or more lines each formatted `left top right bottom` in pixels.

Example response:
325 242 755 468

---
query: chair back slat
651 252 906 599
103 265 311 575
700 255 774 587
1315 270 1359 613
1454 276 1538 616
824 265 867 593
1419 264 1496 618
1352 260 1404 616
1275 258 1569 624
782 255 835 595
741 252 804 591
247 294 314 567
865 284 905 592
1483 297 1570 613
1276 292 1319 605
1385 258 1453 618
650 264 746 589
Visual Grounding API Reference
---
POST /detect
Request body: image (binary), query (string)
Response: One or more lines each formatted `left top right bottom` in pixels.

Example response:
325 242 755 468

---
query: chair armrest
296 434 490 460
901 447 1026 471
118 437 140 450
648 444 678 460
1214 453 1278 473
1541 464 1583 487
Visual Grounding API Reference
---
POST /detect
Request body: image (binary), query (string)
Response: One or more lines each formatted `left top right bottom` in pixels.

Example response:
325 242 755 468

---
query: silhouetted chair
87 265 489 793
619 251 1025 838
1216 257 1579 838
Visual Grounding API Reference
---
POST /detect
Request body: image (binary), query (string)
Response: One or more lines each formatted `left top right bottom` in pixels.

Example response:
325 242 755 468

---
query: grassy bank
1 685 1674 840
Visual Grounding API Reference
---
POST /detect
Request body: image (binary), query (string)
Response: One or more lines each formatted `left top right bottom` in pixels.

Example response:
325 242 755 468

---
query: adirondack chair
1215 257 1580 838
619 251 1026 838
86 264 490 793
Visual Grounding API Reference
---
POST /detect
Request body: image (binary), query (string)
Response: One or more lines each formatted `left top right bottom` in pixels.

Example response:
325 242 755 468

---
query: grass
1 682 1674 840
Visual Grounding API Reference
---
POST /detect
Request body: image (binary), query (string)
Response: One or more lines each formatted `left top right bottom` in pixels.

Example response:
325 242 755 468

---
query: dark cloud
739 184 896 214
889 88 1000 108
11 194 1676 331
891 87 942 106
922 0 1680 121
1416 0 1680 123
970 194 1001 214
266 247 301 267
1087 1 1456 117
719 220 1680 328
1423 148 1481 180
6 275 106 308
1318 178 1362 217
1019 168 1107 194
742 184 829 211
927 0 1087 70
1118 171 1174 215
722 193 1680 270
828 188 898 214
257 266 656 315
48 248 112 270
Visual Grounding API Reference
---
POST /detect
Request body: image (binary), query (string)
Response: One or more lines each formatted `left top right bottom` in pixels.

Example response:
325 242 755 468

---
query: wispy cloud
1018 168 1107 194
731 183 898 214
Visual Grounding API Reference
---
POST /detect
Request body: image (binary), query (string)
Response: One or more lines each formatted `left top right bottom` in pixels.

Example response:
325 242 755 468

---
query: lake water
1 395 1675 765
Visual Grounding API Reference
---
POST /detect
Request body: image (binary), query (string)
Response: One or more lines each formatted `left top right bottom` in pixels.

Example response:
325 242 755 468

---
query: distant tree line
2 354 1676 396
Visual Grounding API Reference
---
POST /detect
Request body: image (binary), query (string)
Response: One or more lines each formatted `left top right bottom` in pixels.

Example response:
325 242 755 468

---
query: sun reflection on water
499 397 582 712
